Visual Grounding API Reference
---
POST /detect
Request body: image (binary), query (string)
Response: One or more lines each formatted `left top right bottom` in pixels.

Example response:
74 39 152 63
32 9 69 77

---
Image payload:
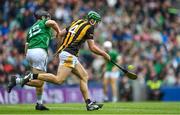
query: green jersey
27 19 52 52
106 49 119 71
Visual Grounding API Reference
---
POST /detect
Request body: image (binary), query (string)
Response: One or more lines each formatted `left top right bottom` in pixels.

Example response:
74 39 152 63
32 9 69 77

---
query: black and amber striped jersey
56 19 94 56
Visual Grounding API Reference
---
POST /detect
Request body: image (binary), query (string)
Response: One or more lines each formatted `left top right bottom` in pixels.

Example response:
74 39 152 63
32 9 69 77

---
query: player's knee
36 87 43 92
56 78 65 84
37 81 44 87
81 71 88 82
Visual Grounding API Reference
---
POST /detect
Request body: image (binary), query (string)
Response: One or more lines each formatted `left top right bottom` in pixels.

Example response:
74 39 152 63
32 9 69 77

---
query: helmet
103 41 112 48
34 10 51 20
87 11 101 22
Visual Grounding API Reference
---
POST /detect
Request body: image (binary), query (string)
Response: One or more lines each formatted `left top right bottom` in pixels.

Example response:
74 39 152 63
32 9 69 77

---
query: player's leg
29 68 49 110
72 62 103 111
109 71 120 102
7 73 44 92
110 77 118 102
29 65 72 84
22 51 73 85
7 48 46 92
25 49 49 110
72 63 89 101
25 80 43 87
102 72 109 102
25 67 44 87
8 48 49 110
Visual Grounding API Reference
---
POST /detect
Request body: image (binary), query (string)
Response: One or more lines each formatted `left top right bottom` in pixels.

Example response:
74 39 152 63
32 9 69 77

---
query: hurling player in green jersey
102 41 120 102
8 10 62 110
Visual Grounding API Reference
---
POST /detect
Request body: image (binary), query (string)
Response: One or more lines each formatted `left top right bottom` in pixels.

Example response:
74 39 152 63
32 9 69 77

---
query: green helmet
87 11 101 22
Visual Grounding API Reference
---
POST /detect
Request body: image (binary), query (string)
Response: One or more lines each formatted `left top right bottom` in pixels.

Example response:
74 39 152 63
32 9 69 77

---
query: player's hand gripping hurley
110 60 137 80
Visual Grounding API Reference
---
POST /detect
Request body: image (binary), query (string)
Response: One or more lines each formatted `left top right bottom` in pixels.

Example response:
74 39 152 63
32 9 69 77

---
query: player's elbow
59 31 65 37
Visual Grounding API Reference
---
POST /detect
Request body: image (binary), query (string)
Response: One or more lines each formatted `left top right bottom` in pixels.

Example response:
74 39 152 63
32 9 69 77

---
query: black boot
7 76 17 93
35 103 49 111
86 101 103 111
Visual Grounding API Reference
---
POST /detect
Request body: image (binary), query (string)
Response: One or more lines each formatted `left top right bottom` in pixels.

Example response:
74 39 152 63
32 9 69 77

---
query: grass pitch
0 102 179 115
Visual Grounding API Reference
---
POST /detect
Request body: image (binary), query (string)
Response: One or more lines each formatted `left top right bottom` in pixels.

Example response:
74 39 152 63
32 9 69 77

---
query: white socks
16 77 22 85
112 96 118 102
103 95 108 101
37 94 43 104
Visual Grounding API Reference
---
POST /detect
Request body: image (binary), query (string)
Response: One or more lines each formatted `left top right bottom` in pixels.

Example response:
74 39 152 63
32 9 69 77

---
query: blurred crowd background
0 0 180 101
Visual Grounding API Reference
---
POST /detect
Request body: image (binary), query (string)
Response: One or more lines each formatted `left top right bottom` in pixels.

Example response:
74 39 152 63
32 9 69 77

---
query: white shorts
59 51 79 68
26 48 48 72
104 71 120 79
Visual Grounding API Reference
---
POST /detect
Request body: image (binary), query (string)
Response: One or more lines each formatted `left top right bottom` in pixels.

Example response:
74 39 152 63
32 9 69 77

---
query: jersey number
29 25 41 38
69 25 79 34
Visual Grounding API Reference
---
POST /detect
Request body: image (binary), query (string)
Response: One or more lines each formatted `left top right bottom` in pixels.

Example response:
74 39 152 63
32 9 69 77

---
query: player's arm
85 26 110 61
45 20 66 37
87 39 111 61
59 28 67 36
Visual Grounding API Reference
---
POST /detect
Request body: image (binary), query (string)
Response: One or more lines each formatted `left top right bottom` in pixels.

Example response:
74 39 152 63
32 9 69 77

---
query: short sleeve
85 26 94 39
43 19 48 24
